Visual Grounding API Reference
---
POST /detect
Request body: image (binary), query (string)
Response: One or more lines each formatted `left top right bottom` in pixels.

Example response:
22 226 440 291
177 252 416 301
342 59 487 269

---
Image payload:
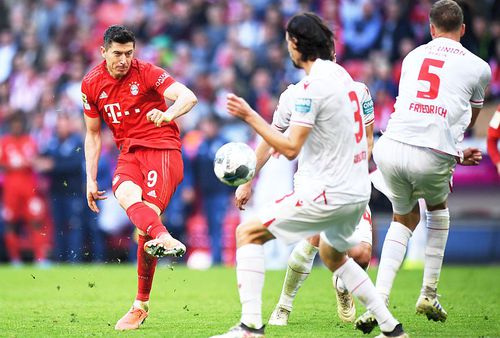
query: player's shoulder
82 62 105 84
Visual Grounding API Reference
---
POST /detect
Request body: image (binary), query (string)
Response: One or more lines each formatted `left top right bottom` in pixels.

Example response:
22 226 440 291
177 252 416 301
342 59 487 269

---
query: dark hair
286 12 334 62
103 25 136 49
429 0 464 32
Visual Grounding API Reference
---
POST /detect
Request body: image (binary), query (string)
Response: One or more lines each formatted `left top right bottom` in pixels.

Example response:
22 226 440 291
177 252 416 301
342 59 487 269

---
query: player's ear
429 23 436 39
100 46 106 59
460 24 465 37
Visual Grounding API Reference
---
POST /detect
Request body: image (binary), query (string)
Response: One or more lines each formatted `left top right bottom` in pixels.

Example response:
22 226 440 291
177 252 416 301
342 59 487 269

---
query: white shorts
258 188 369 253
373 135 456 215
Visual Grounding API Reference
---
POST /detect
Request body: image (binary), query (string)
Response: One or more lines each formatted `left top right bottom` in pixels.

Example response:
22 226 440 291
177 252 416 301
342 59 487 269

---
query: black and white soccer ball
214 142 256 187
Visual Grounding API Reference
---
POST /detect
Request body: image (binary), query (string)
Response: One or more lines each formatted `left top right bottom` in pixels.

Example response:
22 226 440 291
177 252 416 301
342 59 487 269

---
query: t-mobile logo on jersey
104 103 141 124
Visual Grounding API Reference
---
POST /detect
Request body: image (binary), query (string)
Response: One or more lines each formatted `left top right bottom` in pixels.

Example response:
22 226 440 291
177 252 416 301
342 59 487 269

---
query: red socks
136 234 158 301
4 231 20 261
31 224 46 262
126 202 168 239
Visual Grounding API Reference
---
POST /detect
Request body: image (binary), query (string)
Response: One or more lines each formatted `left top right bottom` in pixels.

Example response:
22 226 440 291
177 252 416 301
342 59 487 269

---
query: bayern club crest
130 82 139 95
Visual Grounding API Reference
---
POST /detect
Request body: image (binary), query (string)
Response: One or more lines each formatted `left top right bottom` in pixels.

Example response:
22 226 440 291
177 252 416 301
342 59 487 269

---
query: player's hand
235 182 252 210
459 147 482 166
146 108 173 127
86 180 107 213
227 93 255 121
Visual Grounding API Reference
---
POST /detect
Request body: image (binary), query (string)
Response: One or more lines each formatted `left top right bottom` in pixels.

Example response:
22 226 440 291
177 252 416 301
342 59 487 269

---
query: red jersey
487 105 500 166
0 134 38 181
81 59 181 153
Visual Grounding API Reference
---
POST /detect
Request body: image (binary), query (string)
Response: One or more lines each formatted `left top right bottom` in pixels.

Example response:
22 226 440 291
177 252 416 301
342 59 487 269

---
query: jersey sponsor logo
147 190 157 198
362 99 374 116
99 91 108 99
130 82 139 96
295 98 312 114
104 103 141 124
82 93 91 110
155 72 169 88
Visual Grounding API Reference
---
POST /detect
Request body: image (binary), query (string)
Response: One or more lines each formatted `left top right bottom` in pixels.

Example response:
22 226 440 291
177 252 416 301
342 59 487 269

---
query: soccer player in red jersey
81 25 197 331
487 105 500 175
0 112 47 266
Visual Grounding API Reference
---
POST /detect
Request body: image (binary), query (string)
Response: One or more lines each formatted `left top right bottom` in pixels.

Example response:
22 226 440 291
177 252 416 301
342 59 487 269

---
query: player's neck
432 31 461 43
301 60 316 75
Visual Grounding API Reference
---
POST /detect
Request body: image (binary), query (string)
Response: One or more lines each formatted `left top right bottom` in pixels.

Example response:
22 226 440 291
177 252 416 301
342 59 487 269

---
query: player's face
286 32 301 69
101 42 135 79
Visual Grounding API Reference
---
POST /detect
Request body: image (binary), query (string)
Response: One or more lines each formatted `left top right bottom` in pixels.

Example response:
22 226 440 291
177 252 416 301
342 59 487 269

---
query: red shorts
112 148 183 212
2 178 45 223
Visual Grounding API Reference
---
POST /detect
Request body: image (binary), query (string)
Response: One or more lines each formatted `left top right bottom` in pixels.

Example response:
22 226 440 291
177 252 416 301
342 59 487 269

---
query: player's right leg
320 220 407 338
211 217 274 338
415 201 450 322
269 237 319 326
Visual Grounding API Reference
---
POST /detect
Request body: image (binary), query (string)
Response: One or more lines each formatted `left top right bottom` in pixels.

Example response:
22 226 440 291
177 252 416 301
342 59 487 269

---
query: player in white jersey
212 13 406 338
356 0 491 334
248 80 375 326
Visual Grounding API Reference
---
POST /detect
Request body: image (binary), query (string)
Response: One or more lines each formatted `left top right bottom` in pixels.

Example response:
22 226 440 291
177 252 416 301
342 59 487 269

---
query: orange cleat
114 306 148 331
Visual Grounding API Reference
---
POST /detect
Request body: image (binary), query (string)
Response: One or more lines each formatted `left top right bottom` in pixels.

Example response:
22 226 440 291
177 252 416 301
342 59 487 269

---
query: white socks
237 244 265 329
334 258 399 332
278 240 318 310
422 208 450 297
133 300 149 312
376 222 413 304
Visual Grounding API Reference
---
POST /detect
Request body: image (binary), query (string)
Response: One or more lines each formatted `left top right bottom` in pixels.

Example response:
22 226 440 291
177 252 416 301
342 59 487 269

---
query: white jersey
271 59 371 204
384 37 491 157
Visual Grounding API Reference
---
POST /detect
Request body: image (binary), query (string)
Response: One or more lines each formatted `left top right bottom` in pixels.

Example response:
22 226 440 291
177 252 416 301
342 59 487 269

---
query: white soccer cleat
374 323 409 338
355 310 378 334
210 323 265 338
268 305 291 326
333 276 356 323
416 294 448 322
144 235 186 258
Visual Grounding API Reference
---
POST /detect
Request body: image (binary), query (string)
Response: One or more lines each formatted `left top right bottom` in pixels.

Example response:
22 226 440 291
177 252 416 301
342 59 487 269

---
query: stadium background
0 0 498 266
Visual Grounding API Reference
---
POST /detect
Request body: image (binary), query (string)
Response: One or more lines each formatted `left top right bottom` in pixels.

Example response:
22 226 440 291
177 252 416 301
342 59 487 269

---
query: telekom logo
104 103 141 124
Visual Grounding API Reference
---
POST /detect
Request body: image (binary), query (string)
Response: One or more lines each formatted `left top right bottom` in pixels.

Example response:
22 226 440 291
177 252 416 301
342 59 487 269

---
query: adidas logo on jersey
99 91 108 99
147 190 157 198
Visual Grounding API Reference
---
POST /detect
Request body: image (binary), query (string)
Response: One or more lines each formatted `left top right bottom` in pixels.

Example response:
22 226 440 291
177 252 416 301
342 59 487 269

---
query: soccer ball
214 142 256 187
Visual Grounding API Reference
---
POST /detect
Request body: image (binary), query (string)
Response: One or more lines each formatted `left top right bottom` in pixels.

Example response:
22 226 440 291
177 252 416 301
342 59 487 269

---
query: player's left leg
26 195 50 267
211 217 274 338
415 200 449 322
269 236 319 326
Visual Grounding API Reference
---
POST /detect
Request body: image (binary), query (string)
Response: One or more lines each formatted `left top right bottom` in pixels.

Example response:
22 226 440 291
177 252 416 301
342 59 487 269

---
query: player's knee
115 182 142 209
348 243 372 269
235 220 271 247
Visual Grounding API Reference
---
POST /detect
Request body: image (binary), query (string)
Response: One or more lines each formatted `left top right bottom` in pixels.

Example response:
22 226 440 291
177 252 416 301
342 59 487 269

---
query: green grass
0 264 499 337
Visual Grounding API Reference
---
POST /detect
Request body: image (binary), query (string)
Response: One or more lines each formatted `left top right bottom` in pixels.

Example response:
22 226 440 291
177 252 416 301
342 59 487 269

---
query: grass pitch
0 264 499 337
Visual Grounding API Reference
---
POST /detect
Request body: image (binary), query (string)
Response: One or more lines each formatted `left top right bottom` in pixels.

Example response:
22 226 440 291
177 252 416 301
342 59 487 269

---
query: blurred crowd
0 0 498 266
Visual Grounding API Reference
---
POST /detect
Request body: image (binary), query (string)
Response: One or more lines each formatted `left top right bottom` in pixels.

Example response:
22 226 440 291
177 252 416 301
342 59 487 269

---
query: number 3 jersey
81 59 181 153
384 37 491 157
272 59 371 205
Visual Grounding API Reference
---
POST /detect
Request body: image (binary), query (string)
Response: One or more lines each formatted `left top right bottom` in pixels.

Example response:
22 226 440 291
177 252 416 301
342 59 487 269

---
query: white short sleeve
272 86 294 132
359 84 374 126
290 81 320 128
470 64 492 108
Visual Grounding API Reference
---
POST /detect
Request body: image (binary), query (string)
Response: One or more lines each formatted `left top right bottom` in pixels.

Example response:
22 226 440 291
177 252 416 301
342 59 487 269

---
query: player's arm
468 107 481 129
84 115 107 213
235 135 275 210
147 82 198 127
365 122 374 160
227 93 310 160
